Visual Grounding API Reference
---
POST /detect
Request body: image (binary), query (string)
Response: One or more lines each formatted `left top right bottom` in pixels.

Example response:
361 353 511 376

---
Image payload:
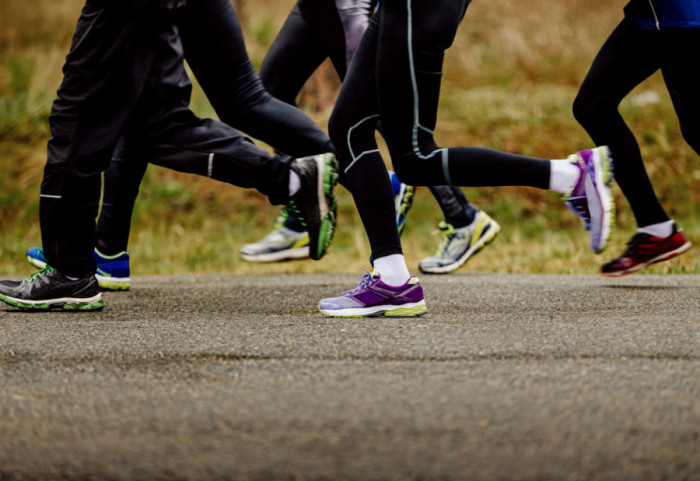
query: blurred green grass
0 0 697 277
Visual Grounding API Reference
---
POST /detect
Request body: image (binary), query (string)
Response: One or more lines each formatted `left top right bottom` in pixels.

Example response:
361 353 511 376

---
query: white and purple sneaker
319 270 427 318
563 146 615 254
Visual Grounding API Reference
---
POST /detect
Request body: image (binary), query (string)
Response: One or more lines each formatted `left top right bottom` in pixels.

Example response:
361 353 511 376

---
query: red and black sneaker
601 224 692 277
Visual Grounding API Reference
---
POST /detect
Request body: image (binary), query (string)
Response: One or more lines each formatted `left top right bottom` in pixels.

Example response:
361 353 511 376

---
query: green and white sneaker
286 153 339 261
419 210 500 274
240 216 310 262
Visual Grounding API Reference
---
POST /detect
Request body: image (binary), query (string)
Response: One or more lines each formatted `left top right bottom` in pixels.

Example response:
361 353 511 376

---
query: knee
329 110 377 156
572 90 616 129
573 92 600 128
328 110 347 148
392 154 427 186
572 91 593 125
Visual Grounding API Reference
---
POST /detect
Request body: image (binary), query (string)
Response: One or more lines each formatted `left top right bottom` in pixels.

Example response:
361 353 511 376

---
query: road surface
1 273 699 480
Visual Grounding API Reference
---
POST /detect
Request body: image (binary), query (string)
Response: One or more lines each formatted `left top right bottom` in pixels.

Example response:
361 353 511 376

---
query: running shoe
26 247 131 291
240 216 310 262
562 146 615 254
419 211 501 274
0 266 103 311
602 224 692 277
390 170 415 235
245 170 413 264
286 153 339 260
319 270 427 317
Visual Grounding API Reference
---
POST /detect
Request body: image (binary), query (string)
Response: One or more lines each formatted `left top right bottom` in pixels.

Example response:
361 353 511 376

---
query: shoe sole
602 240 692 277
308 153 339 261
586 147 615 254
96 275 131 291
28 255 130 291
319 300 427 318
419 219 501 274
241 246 310 262
0 292 104 311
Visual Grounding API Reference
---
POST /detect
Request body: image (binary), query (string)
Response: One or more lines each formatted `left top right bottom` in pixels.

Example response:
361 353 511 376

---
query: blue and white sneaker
26 247 131 291
389 170 415 236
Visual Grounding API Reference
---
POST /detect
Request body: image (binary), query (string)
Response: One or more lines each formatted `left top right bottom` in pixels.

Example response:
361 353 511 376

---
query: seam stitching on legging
406 0 448 181
345 114 381 173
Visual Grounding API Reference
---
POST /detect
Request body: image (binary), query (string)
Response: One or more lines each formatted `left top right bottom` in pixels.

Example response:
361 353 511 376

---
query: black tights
96 0 336 255
573 18 700 228
329 0 550 259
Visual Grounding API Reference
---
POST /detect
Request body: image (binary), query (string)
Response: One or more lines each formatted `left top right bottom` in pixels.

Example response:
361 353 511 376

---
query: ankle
373 254 411 286
638 220 675 238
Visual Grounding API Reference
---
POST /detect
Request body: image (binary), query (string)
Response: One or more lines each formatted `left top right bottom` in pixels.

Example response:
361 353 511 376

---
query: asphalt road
1 273 699 481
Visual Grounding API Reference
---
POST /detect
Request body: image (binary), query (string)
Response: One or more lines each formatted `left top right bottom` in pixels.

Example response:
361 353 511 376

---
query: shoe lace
343 268 374 296
395 185 414 214
434 221 457 256
280 202 307 228
621 233 652 257
564 196 591 230
23 265 54 284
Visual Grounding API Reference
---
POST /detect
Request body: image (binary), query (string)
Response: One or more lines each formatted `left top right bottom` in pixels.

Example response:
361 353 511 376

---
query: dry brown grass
0 0 697 276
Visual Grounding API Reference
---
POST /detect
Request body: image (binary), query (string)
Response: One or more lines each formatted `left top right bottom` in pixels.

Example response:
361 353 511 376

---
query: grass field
0 0 697 277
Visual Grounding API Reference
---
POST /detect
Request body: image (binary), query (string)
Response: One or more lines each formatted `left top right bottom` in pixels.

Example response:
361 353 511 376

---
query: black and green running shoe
286 153 339 261
0 266 104 311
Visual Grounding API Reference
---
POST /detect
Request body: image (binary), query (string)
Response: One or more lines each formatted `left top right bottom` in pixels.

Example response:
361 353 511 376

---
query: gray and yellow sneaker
286 153 339 261
240 216 310 262
0 266 103 311
419 211 500 274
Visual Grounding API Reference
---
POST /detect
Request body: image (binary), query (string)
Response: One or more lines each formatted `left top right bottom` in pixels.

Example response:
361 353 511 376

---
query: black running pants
573 18 700 228
329 0 550 259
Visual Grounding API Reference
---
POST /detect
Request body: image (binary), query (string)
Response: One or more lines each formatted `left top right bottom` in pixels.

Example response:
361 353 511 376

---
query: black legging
96 0 338 254
573 17 700 228
175 0 334 157
329 0 550 259
43 4 302 276
259 0 370 104
262 0 479 234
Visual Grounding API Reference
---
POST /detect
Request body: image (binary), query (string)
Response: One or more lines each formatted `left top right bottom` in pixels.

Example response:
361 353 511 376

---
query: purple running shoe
562 146 615 254
562 154 591 230
319 270 427 318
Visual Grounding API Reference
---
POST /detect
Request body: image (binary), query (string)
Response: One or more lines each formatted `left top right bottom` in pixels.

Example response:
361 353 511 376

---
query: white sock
638 220 675 238
373 254 411 286
289 170 301 196
549 159 581 194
